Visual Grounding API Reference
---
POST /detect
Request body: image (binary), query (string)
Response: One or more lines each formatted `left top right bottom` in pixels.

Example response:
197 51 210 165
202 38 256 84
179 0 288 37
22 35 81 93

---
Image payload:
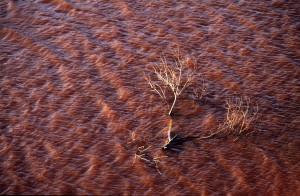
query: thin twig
143 48 197 116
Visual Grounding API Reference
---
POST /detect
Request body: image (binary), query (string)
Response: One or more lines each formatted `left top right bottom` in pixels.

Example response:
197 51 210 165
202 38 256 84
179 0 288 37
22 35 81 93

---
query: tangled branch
220 96 259 135
201 96 258 139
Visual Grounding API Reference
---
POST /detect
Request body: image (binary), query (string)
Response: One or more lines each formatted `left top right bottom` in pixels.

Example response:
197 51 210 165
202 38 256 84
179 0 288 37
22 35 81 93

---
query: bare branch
198 96 259 140
193 77 208 102
220 96 259 136
144 48 197 116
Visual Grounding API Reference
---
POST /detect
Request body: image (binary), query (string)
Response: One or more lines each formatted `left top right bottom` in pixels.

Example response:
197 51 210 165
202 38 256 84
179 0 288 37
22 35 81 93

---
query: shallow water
0 0 300 195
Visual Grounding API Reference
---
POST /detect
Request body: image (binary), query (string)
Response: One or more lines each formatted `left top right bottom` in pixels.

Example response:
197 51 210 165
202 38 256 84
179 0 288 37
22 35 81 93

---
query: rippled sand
0 0 299 195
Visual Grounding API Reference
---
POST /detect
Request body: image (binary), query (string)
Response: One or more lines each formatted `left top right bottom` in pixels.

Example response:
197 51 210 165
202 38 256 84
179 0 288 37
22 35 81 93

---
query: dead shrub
219 96 259 136
144 48 197 116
